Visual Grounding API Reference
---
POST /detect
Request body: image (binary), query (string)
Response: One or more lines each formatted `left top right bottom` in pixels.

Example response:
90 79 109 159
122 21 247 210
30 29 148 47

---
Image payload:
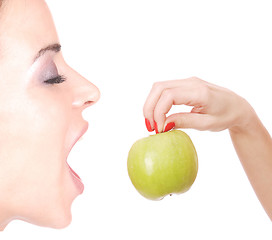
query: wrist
229 99 259 135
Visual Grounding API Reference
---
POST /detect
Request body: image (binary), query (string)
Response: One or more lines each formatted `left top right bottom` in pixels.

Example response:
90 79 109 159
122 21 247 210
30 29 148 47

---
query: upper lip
68 122 89 154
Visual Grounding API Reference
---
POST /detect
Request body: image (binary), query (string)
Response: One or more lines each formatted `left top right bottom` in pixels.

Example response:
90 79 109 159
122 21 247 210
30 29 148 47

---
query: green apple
127 130 198 200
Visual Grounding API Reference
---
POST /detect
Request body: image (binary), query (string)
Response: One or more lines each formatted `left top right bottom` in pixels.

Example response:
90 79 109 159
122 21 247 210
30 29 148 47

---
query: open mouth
66 122 89 194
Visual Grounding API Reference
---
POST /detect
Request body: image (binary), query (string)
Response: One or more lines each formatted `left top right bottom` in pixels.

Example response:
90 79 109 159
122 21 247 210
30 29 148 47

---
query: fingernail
145 118 153 132
154 121 158 134
164 122 175 132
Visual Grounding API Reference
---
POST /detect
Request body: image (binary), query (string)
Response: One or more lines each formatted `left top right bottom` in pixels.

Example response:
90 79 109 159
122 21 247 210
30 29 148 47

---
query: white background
2 0 272 239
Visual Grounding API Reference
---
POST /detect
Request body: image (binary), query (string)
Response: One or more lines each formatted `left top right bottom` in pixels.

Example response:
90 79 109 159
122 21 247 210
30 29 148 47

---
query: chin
44 178 81 229
18 176 80 230
24 198 74 229
47 211 73 229
1 210 72 231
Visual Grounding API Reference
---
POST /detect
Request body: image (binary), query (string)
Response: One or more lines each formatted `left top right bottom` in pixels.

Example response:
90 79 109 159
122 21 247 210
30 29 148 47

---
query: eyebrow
33 43 61 62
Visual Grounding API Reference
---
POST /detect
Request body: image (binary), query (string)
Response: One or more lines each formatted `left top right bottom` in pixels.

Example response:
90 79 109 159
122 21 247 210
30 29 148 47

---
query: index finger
143 77 203 131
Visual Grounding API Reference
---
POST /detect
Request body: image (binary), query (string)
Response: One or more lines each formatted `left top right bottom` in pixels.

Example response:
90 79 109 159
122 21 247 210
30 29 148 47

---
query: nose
70 70 100 109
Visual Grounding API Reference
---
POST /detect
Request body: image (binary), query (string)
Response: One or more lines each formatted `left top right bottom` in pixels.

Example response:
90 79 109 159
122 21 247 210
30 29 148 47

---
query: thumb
165 112 213 131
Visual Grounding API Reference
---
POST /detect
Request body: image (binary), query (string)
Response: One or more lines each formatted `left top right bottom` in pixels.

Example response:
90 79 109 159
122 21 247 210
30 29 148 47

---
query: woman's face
0 0 99 230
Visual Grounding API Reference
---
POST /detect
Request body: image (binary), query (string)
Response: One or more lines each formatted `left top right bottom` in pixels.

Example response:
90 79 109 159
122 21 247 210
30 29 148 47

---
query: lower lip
68 163 84 194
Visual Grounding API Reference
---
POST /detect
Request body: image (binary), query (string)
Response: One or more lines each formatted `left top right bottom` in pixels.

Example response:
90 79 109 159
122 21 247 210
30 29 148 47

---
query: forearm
229 111 272 221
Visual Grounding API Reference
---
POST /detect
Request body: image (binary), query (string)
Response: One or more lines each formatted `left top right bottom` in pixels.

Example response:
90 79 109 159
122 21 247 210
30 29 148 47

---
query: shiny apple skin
127 130 198 200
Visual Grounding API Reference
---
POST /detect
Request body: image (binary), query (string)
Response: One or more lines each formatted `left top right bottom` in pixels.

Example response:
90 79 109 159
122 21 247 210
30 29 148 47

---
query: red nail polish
164 122 175 132
154 121 158 134
145 118 153 132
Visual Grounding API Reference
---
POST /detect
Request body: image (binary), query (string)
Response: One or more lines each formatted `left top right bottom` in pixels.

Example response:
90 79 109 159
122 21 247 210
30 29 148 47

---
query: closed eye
44 75 66 84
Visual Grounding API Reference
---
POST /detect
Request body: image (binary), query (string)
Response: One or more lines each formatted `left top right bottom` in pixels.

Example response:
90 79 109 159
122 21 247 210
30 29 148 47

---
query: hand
143 77 255 133
144 77 272 221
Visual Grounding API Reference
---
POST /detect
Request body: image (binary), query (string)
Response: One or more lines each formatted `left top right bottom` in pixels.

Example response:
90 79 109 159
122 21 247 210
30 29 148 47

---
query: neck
0 164 14 230
0 215 10 231
0 224 7 231
0 199 13 231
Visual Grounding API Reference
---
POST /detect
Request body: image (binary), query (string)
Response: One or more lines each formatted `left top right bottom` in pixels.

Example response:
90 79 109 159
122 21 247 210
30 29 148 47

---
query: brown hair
0 1 3 18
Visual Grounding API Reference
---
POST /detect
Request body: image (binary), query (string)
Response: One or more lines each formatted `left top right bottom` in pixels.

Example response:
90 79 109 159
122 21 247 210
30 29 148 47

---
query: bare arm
143 77 272 220
229 114 272 221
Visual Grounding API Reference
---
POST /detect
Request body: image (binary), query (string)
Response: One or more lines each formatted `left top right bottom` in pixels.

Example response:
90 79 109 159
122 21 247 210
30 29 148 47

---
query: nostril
84 101 94 106
72 84 100 108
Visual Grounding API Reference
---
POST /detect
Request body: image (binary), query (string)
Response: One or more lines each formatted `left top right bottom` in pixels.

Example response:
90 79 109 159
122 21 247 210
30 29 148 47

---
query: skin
143 77 272 221
0 0 100 230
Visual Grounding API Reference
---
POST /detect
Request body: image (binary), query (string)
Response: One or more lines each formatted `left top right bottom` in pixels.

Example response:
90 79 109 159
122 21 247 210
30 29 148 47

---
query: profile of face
0 0 100 230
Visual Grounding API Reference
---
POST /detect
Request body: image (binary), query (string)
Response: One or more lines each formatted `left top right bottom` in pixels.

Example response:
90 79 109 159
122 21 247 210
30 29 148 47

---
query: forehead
0 0 58 61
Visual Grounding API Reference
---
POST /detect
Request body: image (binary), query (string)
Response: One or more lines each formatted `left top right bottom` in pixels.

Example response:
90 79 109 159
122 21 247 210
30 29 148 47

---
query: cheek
22 96 77 228
0 70 82 226
20 93 71 179
0 89 73 221
3 99 68 191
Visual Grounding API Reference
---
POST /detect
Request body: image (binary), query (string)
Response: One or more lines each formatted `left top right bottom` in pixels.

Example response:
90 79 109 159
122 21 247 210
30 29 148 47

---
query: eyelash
44 75 66 85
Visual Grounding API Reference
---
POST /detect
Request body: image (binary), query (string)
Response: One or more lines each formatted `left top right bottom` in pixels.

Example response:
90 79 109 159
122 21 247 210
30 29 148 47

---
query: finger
143 77 201 131
154 85 205 133
165 112 214 131
143 81 171 130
